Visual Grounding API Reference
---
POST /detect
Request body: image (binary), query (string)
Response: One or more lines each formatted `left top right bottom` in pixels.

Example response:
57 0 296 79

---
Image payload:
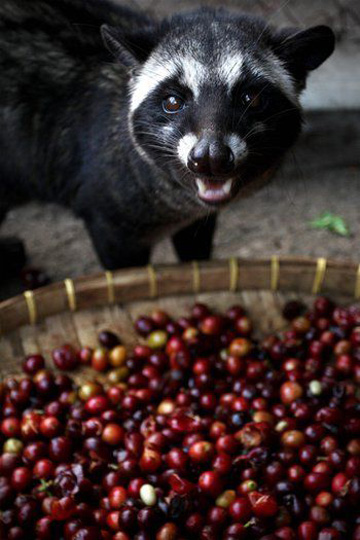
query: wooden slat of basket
256 291 285 335
19 325 41 356
73 305 138 350
40 313 81 358
0 338 17 378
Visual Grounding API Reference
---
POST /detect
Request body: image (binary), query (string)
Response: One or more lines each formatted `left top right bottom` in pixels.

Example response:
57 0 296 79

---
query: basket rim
0 256 359 335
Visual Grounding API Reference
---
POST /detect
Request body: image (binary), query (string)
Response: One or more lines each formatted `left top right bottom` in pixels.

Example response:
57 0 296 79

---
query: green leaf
331 217 349 236
309 212 350 237
38 479 54 496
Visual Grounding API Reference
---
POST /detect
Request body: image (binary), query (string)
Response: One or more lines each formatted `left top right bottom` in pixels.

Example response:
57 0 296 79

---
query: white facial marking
180 56 207 100
248 53 298 105
130 53 208 113
177 133 198 166
130 55 178 114
269 54 298 102
224 134 248 164
218 53 244 91
181 52 244 97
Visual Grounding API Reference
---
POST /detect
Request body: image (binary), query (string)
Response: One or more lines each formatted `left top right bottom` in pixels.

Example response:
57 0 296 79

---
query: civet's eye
162 96 185 114
242 92 262 109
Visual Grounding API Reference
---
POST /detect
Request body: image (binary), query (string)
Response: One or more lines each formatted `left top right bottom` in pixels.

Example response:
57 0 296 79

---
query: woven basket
1 256 359 382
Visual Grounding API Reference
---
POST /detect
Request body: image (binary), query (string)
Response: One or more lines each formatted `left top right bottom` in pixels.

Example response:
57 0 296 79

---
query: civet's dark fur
0 0 335 269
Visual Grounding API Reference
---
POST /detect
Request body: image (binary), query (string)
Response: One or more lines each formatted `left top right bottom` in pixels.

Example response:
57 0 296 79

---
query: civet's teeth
195 178 233 203
222 179 232 195
196 178 207 196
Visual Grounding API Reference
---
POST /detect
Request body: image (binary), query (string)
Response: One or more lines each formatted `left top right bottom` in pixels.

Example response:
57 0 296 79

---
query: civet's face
103 10 335 206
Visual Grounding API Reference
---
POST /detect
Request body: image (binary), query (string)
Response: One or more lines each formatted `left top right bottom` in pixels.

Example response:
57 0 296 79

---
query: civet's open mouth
195 178 234 204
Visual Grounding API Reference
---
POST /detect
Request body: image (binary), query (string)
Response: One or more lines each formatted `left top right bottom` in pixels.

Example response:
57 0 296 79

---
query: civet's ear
101 24 159 67
272 25 335 82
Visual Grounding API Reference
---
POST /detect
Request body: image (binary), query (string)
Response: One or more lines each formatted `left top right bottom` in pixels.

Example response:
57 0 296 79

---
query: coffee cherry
292 316 311 334
139 449 161 473
98 330 121 349
280 382 303 404
200 316 224 335
33 459 54 480
249 491 278 517
22 354 45 375
281 430 305 448
91 348 109 372
78 346 93 365
3 438 23 454
198 471 224 497
49 436 72 462
135 316 155 336
229 497 252 521
109 346 127 367
1 418 21 438
229 338 252 357
331 473 349 494
109 486 127 509
234 316 252 336
147 331 168 349
40 416 61 438
102 424 124 446
139 484 157 506
216 490 236 509
52 345 79 371
85 396 110 415
315 491 333 507
11 467 32 491
78 382 103 401
304 473 330 492
189 441 214 463
298 521 318 540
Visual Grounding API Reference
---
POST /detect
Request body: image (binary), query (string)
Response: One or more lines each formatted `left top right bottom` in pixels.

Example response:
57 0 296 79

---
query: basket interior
1 257 359 382
0 289 349 383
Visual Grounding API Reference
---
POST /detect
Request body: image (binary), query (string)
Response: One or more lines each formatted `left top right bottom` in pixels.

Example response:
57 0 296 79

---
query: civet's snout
188 138 235 177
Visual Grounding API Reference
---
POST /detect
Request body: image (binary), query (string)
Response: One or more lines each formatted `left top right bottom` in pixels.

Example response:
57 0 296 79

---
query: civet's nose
188 139 235 176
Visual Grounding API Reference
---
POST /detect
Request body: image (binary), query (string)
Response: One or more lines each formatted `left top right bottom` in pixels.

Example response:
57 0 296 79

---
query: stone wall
127 0 360 40
121 0 360 110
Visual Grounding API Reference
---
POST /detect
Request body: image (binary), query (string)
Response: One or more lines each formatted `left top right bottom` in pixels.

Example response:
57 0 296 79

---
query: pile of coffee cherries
0 297 359 540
